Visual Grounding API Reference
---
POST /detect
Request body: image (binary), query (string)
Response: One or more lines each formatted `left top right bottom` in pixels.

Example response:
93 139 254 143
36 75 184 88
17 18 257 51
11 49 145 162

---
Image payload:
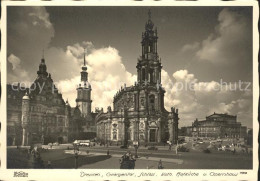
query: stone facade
95 11 179 146
7 54 96 146
186 112 247 139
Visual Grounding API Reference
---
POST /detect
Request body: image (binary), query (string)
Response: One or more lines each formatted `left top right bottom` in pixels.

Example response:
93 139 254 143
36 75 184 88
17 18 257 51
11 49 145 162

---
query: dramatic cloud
7 7 55 82
181 42 200 53
55 42 137 109
162 69 252 127
29 7 53 29
196 8 251 65
7 54 30 84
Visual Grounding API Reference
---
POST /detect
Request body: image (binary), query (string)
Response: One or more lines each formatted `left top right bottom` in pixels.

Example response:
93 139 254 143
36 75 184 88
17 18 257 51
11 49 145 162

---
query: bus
73 140 90 147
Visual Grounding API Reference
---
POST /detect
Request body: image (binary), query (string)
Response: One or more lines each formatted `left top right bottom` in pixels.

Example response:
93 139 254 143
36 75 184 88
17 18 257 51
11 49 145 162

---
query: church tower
76 49 92 117
137 9 162 86
37 56 48 79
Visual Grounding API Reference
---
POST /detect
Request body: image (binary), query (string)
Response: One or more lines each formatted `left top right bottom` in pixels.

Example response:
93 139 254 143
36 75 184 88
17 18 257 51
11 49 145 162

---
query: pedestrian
27 149 31 159
120 153 128 169
169 144 172 151
233 148 236 154
158 160 163 169
46 161 52 168
126 152 130 161
128 152 136 169
107 150 109 156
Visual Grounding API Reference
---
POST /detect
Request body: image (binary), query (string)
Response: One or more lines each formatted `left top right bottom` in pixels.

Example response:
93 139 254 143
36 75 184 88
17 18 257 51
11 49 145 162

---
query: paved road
7 146 252 169
78 146 252 169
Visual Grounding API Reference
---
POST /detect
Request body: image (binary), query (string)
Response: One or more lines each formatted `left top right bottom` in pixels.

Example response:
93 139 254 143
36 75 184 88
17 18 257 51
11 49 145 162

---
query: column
12 137 16 146
26 132 30 146
22 128 27 146
144 118 148 143
159 71 161 83
156 42 157 54
145 66 148 82
108 119 111 141
168 120 173 143
157 118 161 143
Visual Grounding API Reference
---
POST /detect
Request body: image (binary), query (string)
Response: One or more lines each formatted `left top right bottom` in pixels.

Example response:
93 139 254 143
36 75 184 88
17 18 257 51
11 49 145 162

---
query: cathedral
95 11 179 146
7 10 179 147
7 51 96 146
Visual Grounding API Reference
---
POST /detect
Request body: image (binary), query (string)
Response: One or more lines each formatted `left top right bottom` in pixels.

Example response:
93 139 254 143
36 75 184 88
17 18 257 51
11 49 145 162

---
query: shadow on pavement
7 148 112 169
51 155 112 168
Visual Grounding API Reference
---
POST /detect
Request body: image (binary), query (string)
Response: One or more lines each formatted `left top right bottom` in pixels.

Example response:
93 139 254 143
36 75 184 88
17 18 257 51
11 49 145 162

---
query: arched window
142 68 146 81
149 94 155 111
149 42 153 53
128 129 131 141
149 69 154 83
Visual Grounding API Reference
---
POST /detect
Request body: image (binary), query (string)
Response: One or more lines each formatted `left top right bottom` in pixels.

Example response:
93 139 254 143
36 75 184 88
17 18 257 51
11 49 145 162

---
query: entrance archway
149 129 156 142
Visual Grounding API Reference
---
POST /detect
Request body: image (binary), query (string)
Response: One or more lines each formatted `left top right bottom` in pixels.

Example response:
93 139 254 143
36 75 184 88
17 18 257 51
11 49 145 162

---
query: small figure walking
169 144 172 151
158 160 163 169
46 161 52 168
27 149 31 159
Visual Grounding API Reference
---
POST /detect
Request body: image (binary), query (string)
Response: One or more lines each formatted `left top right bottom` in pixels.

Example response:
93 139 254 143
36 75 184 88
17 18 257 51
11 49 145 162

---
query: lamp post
74 145 79 169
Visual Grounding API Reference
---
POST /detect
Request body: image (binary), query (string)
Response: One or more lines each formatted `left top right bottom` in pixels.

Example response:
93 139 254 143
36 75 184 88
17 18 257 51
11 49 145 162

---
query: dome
23 92 30 100
82 65 87 71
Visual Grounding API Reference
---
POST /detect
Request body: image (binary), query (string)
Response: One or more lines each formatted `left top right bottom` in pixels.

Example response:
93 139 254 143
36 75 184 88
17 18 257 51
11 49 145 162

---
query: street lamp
74 144 79 169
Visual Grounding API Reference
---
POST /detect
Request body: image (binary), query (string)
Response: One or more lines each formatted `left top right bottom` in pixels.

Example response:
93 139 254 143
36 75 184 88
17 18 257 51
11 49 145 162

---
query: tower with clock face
76 50 92 117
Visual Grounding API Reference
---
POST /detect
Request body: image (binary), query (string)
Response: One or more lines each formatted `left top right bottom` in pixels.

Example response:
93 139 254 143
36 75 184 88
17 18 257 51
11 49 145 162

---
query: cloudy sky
7 6 253 128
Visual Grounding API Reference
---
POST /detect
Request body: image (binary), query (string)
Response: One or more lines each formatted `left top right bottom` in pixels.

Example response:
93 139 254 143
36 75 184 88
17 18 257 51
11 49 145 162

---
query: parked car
53 142 59 146
80 142 90 147
74 140 91 147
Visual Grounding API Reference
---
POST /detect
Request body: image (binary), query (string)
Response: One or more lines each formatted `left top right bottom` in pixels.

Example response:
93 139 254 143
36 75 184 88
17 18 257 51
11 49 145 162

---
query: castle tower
37 53 48 78
76 49 92 117
21 92 30 146
137 9 162 86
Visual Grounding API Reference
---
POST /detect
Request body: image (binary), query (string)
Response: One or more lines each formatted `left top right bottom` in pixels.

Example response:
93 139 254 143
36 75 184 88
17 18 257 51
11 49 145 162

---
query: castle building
7 53 96 146
185 112 247 139
95 10 179 146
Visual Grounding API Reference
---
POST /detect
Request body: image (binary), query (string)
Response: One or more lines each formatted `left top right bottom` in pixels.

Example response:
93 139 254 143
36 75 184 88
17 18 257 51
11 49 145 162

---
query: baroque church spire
137 9 161 85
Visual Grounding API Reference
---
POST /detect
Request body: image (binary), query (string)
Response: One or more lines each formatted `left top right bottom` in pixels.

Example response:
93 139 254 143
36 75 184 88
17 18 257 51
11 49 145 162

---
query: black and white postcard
0 0 258 180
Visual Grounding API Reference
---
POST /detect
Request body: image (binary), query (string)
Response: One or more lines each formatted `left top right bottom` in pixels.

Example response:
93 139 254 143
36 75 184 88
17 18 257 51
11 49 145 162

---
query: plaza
7 141 252 169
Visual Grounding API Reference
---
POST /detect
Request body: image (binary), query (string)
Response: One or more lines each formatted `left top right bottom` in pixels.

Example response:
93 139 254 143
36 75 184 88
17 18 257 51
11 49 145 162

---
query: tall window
149 94 155 111
112 124 117 140
142 68 145 81
149 70 154 83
